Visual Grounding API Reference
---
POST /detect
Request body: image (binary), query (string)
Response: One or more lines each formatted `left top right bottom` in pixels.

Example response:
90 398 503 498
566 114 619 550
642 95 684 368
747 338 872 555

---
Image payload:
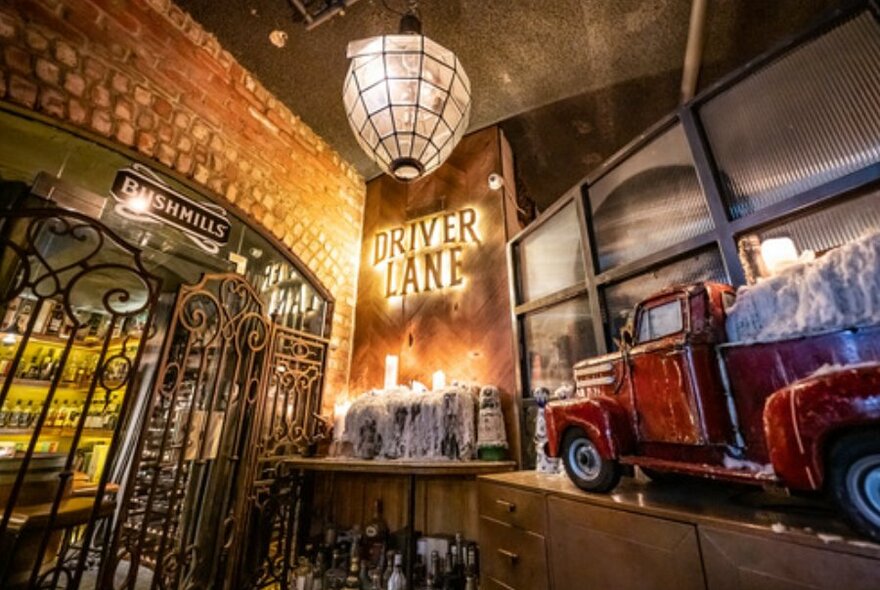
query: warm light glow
343 33 471 181
373 208 481 298
128 195 150 213
488 173 504 191
760 237 799 274
432 370 446 391
384 354 399 390
333 398 352 442
2 332 17 345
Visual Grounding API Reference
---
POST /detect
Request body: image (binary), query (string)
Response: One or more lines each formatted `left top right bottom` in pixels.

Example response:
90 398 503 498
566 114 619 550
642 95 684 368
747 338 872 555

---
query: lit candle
432 370 446 391
384 354 399 390
333 398 351 442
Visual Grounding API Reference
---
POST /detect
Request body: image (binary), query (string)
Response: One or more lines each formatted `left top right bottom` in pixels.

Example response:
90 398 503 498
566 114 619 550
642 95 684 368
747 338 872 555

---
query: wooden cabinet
478 472 880 590
547 496 703 590
699 526 880 590
478 479 550 590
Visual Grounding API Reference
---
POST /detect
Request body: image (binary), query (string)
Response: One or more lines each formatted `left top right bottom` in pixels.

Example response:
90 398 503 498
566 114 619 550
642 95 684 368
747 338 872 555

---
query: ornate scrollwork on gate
0 208 161 590
261 326 330 458
104 274 271 590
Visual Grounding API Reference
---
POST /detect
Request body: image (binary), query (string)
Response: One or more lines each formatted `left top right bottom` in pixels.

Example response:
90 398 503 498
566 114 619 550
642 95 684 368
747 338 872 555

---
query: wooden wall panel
347 127 523 463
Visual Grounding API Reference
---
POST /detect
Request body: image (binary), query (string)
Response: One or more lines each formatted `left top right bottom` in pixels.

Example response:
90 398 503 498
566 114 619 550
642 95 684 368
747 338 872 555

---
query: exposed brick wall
0 0 365 407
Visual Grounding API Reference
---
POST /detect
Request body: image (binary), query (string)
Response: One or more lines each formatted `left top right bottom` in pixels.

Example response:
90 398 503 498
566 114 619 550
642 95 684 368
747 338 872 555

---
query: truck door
629 297 702 444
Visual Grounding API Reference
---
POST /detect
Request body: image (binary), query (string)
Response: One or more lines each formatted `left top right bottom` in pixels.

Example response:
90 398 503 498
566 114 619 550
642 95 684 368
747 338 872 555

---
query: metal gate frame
0 207 162 589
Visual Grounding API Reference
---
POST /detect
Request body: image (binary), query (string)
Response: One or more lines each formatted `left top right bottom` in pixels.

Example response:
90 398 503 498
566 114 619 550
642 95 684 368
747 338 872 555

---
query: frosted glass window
701 12 880 219
737 184 880 283
516 201 585 303
602 248 728 349
521 295 596 396
589 124 713 272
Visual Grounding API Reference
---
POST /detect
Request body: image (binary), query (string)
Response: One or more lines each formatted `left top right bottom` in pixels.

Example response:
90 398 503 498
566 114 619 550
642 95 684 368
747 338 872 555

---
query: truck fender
545 396 635 460
764 365 880 491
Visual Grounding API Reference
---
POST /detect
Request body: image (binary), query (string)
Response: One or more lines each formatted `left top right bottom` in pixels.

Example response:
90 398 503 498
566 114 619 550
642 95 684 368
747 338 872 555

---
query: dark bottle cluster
294 500 480 590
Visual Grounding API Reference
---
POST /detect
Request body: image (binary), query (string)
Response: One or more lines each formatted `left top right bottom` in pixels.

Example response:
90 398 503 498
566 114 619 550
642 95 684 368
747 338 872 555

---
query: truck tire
828 430 880 542
562 428 620 493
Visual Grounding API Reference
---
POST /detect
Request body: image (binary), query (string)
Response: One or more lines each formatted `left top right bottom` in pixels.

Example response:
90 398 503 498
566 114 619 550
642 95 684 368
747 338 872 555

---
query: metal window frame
506 0 880 466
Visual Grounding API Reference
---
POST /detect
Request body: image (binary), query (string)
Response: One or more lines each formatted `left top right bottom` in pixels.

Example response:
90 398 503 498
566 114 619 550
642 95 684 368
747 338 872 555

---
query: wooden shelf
0 427 115 437
279 455 517 476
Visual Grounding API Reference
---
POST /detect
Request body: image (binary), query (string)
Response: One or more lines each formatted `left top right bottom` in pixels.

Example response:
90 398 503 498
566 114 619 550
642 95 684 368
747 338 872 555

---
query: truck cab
544 281 880 541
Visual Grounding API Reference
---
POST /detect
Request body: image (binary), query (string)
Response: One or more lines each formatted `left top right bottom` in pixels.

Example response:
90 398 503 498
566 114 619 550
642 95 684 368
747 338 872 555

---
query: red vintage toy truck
544 282 880 540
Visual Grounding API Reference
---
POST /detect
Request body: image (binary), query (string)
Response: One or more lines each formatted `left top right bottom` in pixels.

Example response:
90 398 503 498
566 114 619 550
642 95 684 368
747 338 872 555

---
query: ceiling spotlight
488 173 504 191
342 1 471 182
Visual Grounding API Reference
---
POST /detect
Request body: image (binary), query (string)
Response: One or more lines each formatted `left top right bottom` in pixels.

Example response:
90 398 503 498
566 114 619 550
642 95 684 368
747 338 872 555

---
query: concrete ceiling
177 0 844 210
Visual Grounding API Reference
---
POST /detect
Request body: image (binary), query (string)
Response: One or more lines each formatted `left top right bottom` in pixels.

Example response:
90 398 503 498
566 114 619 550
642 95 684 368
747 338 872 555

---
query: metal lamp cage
343 33 472 181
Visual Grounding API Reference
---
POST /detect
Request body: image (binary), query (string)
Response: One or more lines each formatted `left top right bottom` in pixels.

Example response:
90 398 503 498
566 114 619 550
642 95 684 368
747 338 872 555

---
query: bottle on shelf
381 549 395 588
10 398 23 428
15 299 34 334
313 552 326 590
365 499 388 565
293 555 314 590
46 399 59 428
55 400 69 428
45 302 65 336
343 556 362 589
369 569 382 590
2 297 19 331
428 551 441 590
442 548 462 590
324 549 347 589
102 395 119 430
22 400 36 428
386 553 405 590
39 349 57 381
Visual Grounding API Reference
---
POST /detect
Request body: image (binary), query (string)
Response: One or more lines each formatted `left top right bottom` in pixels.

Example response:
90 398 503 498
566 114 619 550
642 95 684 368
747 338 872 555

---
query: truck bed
718 324 880 462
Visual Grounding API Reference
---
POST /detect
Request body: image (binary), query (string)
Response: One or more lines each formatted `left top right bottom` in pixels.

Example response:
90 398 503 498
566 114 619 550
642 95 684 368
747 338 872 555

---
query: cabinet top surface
280 456 517 475
479 471 880 559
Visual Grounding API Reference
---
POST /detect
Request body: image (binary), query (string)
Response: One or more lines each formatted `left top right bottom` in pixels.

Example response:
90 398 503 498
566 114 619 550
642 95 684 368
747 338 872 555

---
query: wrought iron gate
0 208 161 589
105 274 329 590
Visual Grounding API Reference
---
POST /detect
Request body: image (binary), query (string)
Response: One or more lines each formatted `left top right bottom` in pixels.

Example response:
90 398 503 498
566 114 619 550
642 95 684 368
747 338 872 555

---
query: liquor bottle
293 555 314 590
46 399 59 428
463 574 476 590
313 552 326 590
465 545 478 581
66 401 82 428
39 349 57 381
429 551 441 590
386 553 405 590
20 354 39 379
324 549 347 589
453 534 464 577
442 549 461 590
364 499 388 564
369 570 382 590
0 397 10 427
45 302 65 335
21 400 35 428
343 556 362 589
15 299 34 334
2 298 19 330
55 400 69 428
381 550 394 588
10 399 23 428
102 396 119 430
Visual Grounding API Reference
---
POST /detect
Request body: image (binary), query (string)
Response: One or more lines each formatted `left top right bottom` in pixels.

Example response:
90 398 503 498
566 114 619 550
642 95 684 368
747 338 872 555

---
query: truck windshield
638 299 683 342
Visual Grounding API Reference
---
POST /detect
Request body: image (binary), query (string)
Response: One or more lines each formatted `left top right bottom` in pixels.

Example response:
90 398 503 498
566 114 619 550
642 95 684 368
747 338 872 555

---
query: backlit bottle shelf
0 426 115 437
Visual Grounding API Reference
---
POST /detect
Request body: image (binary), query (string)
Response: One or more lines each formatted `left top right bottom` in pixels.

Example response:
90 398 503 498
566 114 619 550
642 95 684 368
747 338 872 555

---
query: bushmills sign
110 163 231 254
373 208 481 298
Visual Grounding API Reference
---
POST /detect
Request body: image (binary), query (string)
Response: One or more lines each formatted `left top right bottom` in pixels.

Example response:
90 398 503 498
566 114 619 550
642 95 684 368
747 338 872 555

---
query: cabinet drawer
479 515 548 590
478 481 546 533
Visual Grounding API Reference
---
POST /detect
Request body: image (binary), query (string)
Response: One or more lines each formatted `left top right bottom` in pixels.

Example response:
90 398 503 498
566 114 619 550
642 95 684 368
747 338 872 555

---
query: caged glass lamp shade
343 30 471 181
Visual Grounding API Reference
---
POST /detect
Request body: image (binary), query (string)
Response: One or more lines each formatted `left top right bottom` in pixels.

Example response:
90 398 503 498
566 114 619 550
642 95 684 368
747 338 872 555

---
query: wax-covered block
342 384 478 460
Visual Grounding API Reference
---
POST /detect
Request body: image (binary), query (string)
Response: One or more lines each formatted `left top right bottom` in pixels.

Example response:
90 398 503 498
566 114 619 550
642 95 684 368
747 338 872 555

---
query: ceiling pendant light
343 1 471 181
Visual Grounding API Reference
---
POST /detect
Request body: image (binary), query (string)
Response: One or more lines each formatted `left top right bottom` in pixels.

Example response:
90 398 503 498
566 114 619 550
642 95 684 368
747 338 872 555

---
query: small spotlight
488 173 504 191
128 196 149 213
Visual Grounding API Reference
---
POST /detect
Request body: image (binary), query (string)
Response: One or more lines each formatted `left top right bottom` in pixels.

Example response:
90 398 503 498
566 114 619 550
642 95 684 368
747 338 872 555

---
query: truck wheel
828 430 880 542
562 428 620 492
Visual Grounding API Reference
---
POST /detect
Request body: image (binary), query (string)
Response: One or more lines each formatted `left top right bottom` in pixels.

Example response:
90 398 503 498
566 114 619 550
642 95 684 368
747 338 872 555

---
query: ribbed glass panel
516 200 585 303
589 124 714 272
521 295 597 397
701 11 880 219
738 185 880 282
601 248 728 348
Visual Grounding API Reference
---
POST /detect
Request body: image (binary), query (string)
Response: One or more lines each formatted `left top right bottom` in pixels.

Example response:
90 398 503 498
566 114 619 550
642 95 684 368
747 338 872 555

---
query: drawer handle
497 548 519 563
495 499 516 512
